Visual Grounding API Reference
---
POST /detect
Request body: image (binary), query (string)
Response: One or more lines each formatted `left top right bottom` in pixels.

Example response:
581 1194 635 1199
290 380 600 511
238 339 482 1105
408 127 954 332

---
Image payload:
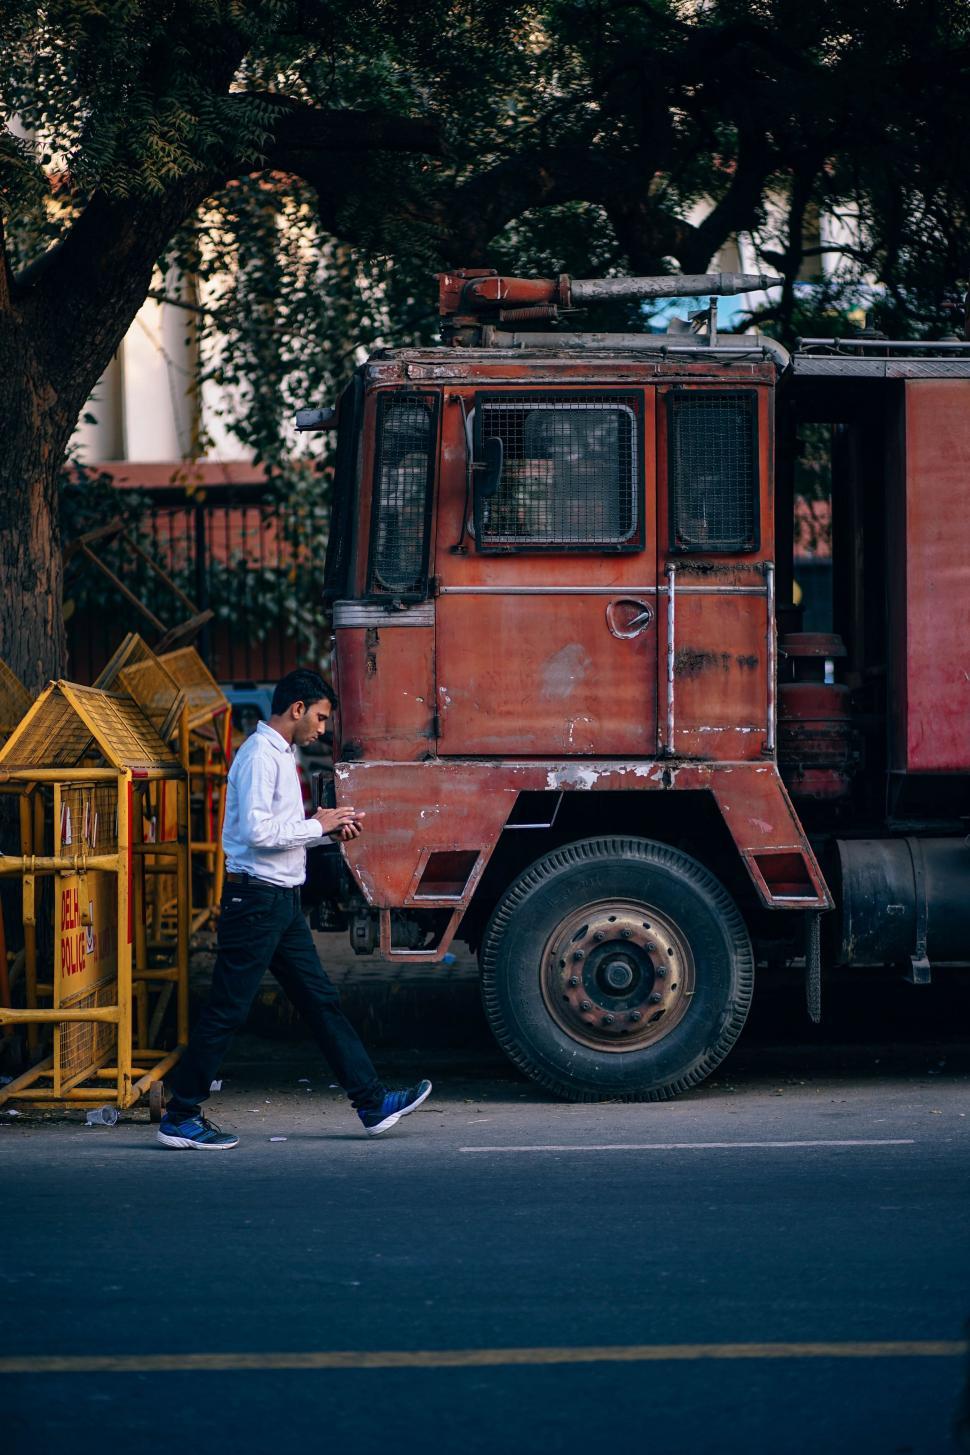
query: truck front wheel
479 836 754 1101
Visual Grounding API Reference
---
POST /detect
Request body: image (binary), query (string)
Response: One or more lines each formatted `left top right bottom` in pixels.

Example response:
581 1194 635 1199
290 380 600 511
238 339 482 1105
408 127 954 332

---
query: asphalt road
2 1035 970 1455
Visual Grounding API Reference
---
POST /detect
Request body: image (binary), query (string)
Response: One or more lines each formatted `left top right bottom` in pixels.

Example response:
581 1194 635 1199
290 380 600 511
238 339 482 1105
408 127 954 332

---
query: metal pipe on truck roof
483 331 761 350
798 337 970 352
570 273 779 301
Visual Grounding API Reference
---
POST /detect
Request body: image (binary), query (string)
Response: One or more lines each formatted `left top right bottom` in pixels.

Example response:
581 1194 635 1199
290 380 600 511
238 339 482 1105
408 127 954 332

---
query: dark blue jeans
167 880 384 1118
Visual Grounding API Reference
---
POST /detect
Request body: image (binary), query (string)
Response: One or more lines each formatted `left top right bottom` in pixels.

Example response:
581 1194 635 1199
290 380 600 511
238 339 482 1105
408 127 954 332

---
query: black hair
271 669 336 716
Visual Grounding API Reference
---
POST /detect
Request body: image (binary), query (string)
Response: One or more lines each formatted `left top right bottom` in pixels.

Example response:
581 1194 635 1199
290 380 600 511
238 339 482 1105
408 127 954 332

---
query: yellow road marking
0 1342 965 1375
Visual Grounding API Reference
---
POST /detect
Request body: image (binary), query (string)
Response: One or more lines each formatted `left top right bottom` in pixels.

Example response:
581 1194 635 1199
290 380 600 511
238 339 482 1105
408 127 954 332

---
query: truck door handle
606 598 655 639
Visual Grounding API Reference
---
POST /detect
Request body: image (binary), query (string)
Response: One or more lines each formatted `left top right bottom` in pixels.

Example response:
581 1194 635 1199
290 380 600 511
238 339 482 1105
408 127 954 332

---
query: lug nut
649 992 663 1004
620 927 632 939
655 966 666 978
573 950 584 962
580 999 592 1012
603 1014 615 1026
568 976 579 988
593 931 605 942
630 1010 642 1022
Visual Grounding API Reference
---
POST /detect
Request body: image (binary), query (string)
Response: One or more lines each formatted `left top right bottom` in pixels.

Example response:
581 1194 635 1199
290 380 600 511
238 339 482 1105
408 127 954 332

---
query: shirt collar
257 721 294 755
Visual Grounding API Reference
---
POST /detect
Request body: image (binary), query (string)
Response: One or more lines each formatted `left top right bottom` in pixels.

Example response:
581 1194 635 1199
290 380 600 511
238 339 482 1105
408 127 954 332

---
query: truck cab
304 270 970 1102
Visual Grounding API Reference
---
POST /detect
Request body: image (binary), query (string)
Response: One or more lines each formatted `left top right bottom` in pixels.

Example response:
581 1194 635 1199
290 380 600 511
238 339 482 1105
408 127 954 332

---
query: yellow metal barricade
159 647 232 929
96 638 232 926
0 681 190 1118
94 634 187 950
95 633 185 739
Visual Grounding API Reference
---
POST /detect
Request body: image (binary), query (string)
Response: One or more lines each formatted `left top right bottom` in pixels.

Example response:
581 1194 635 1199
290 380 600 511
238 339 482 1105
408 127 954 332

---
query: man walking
157 669 431 1149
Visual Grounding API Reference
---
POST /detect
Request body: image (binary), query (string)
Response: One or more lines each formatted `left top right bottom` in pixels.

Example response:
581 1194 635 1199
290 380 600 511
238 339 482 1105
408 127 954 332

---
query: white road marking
458 1139 916 1154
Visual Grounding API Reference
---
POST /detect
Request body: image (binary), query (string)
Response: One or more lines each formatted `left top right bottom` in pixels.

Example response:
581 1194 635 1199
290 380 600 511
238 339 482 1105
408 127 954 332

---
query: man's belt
225 871 300 890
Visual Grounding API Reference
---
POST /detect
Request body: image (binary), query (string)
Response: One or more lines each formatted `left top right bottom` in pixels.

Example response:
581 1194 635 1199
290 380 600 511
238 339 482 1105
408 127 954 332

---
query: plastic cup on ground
85 1105 119 1126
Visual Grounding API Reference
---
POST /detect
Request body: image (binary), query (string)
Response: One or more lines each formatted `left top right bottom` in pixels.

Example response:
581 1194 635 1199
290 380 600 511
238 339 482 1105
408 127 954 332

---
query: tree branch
16 174 222 426
423 143 660 265
771 150 827 336
253 96 445 163
675 127 776 273
12 95 444 425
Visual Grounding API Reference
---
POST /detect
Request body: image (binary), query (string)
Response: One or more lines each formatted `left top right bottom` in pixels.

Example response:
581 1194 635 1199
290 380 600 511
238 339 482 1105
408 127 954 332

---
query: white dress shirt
222 721 323 887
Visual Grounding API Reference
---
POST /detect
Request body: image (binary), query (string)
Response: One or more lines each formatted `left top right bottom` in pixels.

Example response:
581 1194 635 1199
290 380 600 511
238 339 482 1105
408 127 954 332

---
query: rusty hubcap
539 899 695 1053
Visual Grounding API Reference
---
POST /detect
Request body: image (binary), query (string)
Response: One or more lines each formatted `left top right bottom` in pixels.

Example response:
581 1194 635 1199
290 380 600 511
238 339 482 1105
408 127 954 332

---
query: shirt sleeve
233 751 324 851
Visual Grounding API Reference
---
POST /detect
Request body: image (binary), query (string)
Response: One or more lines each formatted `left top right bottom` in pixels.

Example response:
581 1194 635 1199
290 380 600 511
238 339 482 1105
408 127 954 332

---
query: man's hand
312 806 365 842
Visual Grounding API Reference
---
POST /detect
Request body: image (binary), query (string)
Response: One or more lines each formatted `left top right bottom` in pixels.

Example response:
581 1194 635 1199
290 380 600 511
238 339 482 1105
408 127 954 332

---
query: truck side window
323 374 363 602
667 391 759 553
368 393 437 599
475 394 640 551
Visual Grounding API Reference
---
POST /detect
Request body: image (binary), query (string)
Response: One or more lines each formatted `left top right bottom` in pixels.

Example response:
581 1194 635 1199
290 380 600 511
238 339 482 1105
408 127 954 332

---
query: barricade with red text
0 679 190 1118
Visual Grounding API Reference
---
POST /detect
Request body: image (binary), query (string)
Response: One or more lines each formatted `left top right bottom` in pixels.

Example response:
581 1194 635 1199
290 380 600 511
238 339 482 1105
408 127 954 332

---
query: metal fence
68 482 323 685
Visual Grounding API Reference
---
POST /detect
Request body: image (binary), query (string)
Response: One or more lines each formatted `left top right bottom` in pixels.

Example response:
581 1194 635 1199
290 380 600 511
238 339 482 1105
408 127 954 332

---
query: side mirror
294 406 337 432
472 435 504 545
478 435 504 499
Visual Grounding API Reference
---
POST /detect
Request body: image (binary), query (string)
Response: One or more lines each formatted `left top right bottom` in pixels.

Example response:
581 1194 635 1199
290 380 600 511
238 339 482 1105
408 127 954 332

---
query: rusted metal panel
334 627 435 761
660 575 769 760
369 354 778 389
334 759 831 917
709 765 832 907
436 593 658 755
336 760 518 907
891 380 970 771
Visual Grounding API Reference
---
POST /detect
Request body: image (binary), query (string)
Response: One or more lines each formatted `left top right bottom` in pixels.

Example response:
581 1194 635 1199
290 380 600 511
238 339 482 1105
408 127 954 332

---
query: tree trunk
0 337 71 695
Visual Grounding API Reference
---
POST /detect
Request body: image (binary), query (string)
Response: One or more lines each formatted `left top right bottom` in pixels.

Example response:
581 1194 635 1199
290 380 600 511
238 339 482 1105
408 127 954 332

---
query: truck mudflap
334 758 832 960
708 764 833 910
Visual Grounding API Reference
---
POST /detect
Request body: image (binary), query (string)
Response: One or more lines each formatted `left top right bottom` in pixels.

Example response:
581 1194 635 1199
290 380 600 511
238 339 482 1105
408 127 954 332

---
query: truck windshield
323 374 363 602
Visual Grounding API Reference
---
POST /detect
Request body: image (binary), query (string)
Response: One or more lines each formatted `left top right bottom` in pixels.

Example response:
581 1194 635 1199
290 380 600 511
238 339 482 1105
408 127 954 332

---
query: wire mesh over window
368 393 436 598
475 395 639 551
667 391 759 553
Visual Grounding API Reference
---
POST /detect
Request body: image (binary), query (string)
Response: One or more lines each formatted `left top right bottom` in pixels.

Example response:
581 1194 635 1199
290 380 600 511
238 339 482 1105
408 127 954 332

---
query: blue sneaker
157 1112 239 1150
358 1080 432 1136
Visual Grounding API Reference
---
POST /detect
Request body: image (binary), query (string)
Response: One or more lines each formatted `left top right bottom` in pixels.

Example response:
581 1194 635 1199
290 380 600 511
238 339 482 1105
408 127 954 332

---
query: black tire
479 836 754 1102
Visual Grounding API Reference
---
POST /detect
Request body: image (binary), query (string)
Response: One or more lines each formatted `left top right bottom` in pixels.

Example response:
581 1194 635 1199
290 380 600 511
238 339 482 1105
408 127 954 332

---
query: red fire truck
300 269 970 1101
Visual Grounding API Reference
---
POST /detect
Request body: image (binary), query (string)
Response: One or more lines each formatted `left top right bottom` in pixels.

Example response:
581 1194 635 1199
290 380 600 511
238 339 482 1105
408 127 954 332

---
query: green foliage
2 2 269 202
174 179 386 466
